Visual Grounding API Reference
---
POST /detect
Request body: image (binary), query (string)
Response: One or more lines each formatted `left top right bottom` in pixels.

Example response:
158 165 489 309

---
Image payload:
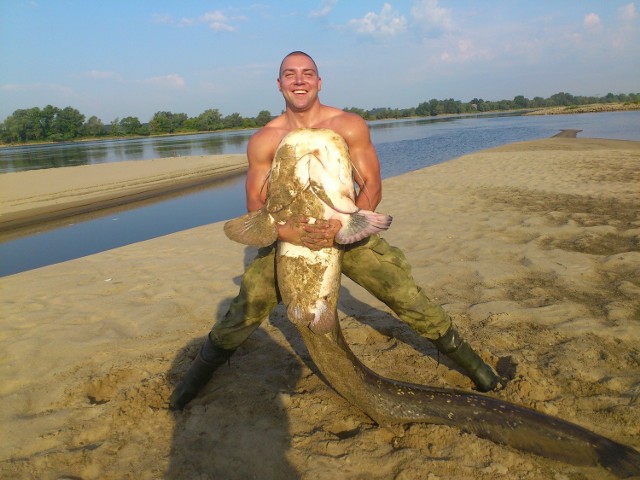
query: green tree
343 107 369 119
51 106 85 140
149 111 173 133
255 110 272 127
110 117 121 136
513 95 529 109
415 101 430 116
549 92 575 106
149 111 188 133
1 107 44 142
120 116 142 135
1 109 29 142
40 104 59 139
84 116 106 137
196 108 224 131
223 112 243 129
531 96 547 108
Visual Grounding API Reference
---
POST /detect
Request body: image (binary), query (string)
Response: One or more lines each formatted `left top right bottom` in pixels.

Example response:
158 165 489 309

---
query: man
170 51 499 411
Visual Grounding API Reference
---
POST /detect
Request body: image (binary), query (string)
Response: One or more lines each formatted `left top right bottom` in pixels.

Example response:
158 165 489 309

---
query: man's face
277 54 322 112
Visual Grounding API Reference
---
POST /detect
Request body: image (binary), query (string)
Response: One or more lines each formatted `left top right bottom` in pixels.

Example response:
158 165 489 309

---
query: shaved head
279 51 319 78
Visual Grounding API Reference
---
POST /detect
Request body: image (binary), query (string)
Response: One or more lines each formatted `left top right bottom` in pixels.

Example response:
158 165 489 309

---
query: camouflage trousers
209 235 452 349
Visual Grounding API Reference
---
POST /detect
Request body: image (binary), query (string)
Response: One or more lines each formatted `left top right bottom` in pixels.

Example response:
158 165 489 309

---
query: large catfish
224 128 392 334
224 128 640 478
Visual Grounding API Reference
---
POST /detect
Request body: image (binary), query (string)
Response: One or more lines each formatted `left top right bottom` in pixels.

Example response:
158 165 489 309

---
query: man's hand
277 216 342 250
301 218 341 250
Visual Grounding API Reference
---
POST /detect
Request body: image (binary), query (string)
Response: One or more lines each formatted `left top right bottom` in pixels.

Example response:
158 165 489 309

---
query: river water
1 111 638 276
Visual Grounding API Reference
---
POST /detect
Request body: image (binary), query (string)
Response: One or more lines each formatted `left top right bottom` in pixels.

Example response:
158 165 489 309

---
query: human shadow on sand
165 297 301 478
165 253 512 479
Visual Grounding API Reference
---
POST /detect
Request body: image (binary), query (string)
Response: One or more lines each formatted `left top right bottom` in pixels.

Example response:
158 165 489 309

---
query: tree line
345 91 639 120
0 106 274 144
1 91 638 145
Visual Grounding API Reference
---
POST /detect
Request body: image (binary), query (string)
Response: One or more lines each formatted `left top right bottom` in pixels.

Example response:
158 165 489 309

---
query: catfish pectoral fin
308 299 336 335
223 210 278 247
335 210 393 244
287 300 336 335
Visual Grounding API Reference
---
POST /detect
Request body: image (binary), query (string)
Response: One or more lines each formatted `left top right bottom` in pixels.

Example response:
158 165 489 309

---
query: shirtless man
170 51 499 411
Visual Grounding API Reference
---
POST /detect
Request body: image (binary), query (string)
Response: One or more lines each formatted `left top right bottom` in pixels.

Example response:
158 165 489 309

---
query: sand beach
1 137 639 479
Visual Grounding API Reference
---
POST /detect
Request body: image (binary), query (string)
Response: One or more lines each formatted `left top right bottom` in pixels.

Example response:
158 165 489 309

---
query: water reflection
0 129 256 173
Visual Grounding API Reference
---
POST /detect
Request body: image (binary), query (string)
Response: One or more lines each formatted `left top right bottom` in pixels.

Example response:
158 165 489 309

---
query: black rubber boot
432 326 499 392
169 336 236 410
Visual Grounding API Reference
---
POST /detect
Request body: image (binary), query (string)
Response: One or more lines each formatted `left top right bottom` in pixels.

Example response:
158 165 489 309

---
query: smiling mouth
293 90 307 94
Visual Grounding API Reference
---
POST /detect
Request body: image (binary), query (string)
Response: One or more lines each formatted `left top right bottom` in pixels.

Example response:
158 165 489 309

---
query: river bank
526 102 640 115
0 154 247 231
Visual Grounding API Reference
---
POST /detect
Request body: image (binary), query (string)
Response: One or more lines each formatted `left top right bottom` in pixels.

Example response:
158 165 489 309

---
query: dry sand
1 137 639 479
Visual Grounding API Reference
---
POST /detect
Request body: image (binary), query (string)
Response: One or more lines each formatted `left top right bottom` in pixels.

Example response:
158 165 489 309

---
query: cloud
439 38 492 64
199 11 238 32
152 10 244 32
411 0 453 32
347 3 407 37
618 2 637 22
84 70 123 81
151 13 173 25
143 74 186 88
310 0 337 18
583 12 602 32
612 2 638 48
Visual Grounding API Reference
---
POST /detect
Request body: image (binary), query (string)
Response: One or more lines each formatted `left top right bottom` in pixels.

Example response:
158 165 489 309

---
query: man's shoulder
322 105 363 123
251 118 287 143
320 107 369 142
247 120 288 162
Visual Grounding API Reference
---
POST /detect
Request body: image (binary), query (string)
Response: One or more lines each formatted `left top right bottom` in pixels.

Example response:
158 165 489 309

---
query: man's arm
339 114 383 211
245 129 274 212
301 113 383 248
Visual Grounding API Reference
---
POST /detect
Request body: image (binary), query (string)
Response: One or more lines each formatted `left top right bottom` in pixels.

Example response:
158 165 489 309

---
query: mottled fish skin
226 128 640 478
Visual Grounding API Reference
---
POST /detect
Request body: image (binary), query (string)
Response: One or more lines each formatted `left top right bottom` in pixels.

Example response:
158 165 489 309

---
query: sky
1 1 639 123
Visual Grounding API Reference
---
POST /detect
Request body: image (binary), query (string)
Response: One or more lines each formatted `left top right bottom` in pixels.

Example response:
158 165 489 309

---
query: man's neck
284 102 325 129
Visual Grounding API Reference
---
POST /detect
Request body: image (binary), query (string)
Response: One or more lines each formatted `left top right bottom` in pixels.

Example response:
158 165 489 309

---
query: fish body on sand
224 128 640 478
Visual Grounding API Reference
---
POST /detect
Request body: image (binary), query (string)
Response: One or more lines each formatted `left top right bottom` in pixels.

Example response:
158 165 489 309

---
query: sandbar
1 137 639 479
0 154 248 231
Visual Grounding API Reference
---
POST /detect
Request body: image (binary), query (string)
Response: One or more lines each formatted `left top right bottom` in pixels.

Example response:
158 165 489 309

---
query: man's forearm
355 186 381 210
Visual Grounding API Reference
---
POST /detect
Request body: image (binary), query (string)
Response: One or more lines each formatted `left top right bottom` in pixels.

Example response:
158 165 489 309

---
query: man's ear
277 78 282 92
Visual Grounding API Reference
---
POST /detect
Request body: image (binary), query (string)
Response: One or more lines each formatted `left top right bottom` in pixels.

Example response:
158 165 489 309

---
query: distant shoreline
525 102 640 116
2 104 638 149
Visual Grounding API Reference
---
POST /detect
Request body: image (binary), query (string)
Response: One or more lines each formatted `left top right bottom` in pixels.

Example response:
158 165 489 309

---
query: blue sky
1 1 638 123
